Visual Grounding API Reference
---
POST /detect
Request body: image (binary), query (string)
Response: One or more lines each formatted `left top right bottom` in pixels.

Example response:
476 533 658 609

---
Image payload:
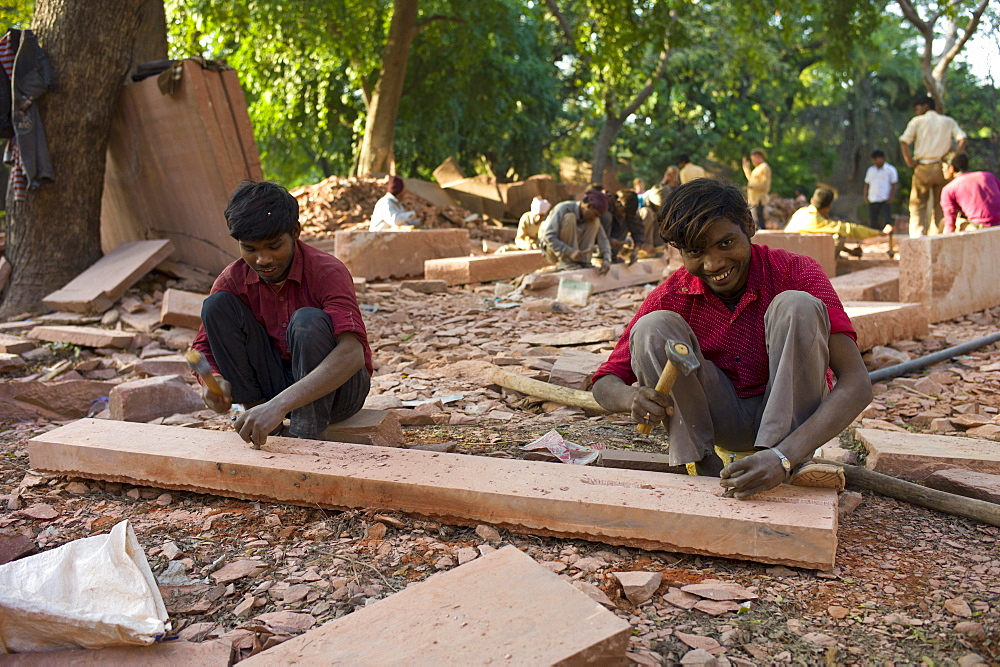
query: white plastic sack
0 520 169 653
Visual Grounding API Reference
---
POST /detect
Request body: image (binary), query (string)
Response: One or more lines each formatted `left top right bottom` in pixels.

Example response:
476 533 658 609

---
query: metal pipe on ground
868 331 1000 384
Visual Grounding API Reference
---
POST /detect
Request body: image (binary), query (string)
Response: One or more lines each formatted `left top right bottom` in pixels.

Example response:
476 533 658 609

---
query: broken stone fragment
612 571 662 605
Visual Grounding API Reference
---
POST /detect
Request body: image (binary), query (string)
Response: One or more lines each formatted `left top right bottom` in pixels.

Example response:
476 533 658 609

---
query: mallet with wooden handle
636 339 700 434
184 348 223 396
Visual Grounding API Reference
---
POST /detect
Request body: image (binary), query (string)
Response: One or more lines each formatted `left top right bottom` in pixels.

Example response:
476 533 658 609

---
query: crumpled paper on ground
0 520 169 653
522 429 605 465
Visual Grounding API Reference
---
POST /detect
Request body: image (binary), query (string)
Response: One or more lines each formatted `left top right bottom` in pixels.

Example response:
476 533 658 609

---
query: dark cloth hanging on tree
0 29 55 201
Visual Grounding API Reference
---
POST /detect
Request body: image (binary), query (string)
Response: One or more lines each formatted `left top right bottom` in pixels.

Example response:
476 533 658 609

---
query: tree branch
415 15 464 31
896 0 934 40
933 0 991 81
545 0 575 45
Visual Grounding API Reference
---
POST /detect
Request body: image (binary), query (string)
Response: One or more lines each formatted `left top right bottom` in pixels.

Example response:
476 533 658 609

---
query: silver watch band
770 448 792 481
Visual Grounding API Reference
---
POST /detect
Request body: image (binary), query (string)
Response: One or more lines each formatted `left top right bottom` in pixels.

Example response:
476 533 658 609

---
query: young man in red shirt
592 179 872 499
191 181 372 448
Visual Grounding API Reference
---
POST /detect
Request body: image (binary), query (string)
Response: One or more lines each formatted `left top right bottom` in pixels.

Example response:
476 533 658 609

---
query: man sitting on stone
940 151 1000 233
592 179 872 499
192 180 373 448
538 189 613 273
785 187 891 258
604 189 646 264
370 176 420 231
514 196 552 250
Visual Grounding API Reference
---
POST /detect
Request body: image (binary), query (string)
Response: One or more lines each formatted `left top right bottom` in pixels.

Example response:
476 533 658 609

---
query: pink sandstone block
160 288 207 329
242 546 630 665
843 302 928 352
899 227 1000 322
830 266 900 301
333 229 471 280
109 374 205 422
753 231 836 277
424 251 551 285
857 428 1000 480
28 419 840 569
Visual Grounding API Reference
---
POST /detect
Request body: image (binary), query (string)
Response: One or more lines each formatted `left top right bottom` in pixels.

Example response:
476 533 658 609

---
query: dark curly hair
225 180 300 242
656 179 753 251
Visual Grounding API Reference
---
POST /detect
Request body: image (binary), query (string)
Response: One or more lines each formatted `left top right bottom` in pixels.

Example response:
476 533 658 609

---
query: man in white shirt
899 96 967 237
370 176 419 231
863 150 899 230
677 154 707 184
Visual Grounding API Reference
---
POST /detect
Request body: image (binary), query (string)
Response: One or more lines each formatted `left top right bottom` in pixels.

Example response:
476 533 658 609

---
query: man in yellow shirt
742 149 772 230
785 188 891 257
677 155 707 184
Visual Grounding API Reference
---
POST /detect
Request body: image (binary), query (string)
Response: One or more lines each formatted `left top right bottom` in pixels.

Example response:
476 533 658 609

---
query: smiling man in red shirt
190 180 372 448
592 179 872 499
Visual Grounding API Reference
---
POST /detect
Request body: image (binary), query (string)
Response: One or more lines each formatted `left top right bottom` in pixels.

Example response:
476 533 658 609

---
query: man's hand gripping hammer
636 339 700 434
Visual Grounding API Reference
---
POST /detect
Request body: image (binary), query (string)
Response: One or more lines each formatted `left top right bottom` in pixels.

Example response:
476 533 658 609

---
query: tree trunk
126 0 168 81
356 0 419 176
590 112 622 188
0 0 145 317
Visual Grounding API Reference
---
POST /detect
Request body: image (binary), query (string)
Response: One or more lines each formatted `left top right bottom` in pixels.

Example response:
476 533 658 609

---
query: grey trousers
629 291 830 466
541 212 602 263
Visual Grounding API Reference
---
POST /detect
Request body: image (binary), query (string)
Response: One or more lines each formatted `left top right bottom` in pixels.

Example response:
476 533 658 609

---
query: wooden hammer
636 339 700 434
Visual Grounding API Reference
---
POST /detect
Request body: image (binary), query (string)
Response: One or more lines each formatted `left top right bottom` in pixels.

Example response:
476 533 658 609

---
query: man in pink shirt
940 152 1000 233
592 180 872 499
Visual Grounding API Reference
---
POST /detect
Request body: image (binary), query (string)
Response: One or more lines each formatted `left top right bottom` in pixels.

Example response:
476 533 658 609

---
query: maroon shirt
593 244 856 398
191 240 372 376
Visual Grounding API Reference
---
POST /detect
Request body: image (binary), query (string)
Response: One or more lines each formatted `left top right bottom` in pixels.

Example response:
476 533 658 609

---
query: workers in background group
899 95 967 237
940 151 1000 233
639 166 679 255
742 149 772 230
514 196 551 250
603 189 646 265
863 150 899 230
369 176 420 231
538 189 613 273
785 187 891 257
677 155 706 184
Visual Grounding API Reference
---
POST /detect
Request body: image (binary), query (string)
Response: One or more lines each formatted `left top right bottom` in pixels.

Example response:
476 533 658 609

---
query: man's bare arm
592 374 673 430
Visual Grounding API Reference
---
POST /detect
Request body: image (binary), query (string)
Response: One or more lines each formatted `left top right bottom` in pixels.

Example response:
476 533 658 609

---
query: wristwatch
770 448 792 482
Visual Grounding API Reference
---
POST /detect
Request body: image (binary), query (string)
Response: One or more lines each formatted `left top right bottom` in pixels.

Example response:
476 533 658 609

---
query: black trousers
201 292 370 439
867 201 891 229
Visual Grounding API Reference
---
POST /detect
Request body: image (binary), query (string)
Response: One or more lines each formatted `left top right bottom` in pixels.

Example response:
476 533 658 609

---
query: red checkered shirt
593 244 856 398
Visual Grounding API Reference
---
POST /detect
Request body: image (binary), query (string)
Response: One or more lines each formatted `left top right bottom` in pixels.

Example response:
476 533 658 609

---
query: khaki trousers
909 162 946 237
629 291 830 465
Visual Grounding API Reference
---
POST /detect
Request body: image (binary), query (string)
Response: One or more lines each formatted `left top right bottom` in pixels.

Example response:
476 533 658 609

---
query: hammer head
665 339 700 376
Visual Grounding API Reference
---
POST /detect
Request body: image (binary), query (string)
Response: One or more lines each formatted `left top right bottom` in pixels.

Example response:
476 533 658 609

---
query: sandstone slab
843 302 929 352
548 349 609 390
332 229 471 280
899 227 1000 322
613 571 662 605
856 428 1000 480
0 640 232 666
830 266 899 302
29 419 840 569
322 409 404 448
160 288 207 329
42 240 174 314
0 333 35 354
28 325 134 349
522 257 671 297
424 250 550 285
109 374 204 423
241 546 630 666
753 231 836 277
924 468 1000 504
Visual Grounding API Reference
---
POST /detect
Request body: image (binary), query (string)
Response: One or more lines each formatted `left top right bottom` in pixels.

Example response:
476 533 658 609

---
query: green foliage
1 0 34 28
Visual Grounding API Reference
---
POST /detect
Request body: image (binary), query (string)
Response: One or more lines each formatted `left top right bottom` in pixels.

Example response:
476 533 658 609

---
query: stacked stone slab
843 302 929 352
753 231 836 277
424 251 551 285
899 227 1000 322
856 428 1000 480
333 229 471 280
830 266 900 301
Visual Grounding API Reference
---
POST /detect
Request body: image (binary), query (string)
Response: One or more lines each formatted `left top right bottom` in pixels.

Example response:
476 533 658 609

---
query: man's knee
288 308 332 341
630 310 690 347
201 291 243 323
765 291 825 327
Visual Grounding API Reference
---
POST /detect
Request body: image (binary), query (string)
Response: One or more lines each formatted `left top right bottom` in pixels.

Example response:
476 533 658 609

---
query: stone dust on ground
0 265 998 665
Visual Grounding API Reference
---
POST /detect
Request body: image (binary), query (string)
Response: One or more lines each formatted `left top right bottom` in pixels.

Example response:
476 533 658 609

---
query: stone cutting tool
636 339 700 435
